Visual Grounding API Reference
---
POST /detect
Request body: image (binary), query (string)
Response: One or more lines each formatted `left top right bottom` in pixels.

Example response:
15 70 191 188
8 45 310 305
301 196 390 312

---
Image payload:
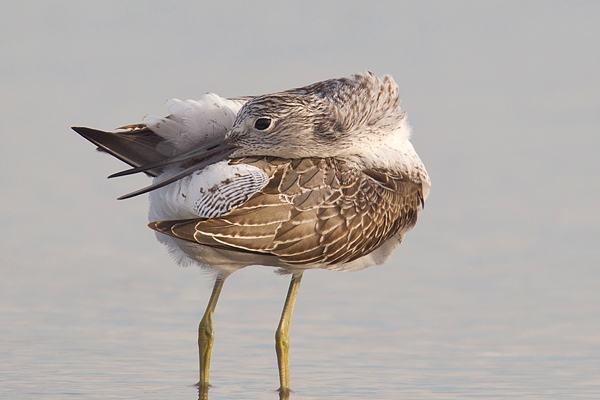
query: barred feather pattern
150 155 423 267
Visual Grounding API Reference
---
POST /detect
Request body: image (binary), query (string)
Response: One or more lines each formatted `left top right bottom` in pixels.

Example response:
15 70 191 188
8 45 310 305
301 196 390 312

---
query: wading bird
73 72 430 398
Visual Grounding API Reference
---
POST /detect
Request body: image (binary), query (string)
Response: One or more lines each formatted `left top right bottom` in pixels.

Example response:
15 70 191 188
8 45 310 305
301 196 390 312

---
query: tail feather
72 126 172 177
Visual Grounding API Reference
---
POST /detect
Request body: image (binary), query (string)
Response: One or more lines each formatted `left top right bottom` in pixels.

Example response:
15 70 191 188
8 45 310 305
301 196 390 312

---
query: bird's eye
254 118 271 131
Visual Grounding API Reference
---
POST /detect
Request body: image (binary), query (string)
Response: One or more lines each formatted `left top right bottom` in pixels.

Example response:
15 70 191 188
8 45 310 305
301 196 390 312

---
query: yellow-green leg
275 272 304 398
197 273 228 397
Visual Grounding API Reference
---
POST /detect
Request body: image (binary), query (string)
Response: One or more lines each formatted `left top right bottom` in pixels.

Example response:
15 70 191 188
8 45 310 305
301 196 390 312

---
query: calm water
2 234 599 399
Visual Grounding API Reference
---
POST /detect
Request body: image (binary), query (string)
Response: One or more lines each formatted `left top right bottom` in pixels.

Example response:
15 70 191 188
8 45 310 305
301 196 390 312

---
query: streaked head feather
225 72 410 163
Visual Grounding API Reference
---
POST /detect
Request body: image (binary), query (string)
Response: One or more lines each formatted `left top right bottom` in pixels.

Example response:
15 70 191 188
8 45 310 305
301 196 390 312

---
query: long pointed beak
114 139 237 200
108 136 229 178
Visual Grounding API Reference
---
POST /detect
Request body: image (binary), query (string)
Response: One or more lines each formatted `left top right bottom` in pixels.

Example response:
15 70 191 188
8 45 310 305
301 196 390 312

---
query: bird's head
225 73 411 170
225 92 353 159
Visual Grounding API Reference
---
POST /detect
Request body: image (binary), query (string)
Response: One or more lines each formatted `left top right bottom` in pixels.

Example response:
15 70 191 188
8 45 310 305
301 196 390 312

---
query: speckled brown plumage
149 155 424 266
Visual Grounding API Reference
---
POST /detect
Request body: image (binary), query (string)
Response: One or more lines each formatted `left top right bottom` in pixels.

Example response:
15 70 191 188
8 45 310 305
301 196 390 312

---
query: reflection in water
198 383 208 400
278 388 291 400
198 384 294 400
197 386 290 400
197 385 291 400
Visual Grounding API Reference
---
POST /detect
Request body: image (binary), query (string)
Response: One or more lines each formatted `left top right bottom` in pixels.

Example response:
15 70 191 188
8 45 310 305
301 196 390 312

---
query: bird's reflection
197 384 208 400
196 384 291 400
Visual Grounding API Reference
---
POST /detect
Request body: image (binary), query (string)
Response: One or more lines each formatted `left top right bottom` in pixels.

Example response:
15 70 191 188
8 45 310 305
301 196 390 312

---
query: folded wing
150 157 424 266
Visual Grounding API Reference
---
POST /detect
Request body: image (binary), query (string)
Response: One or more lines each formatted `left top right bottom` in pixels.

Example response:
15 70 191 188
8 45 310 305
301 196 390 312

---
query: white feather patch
149 160 269 221
142 93 245 153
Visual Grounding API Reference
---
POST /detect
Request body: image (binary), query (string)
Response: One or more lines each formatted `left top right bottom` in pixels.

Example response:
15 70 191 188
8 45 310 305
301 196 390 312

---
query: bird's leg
197 273 228 395
275 271 304 397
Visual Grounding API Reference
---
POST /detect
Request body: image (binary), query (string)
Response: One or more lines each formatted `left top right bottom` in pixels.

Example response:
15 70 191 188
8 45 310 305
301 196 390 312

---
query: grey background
1 1 599 399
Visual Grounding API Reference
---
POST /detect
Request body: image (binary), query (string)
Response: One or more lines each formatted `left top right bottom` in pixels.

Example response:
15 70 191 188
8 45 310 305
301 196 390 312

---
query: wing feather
149 157 424 266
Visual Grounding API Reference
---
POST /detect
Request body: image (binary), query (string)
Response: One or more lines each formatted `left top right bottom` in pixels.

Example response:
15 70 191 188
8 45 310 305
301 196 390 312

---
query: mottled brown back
150 156 424 266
